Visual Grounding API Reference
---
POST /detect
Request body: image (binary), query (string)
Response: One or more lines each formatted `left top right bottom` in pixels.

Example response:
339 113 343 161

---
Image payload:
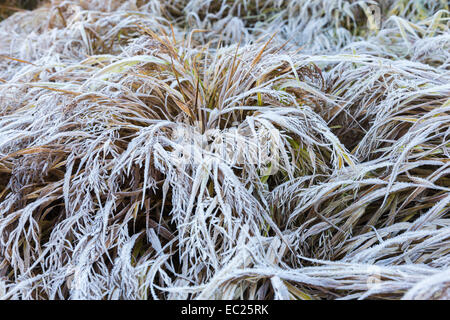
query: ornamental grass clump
0 0 449 300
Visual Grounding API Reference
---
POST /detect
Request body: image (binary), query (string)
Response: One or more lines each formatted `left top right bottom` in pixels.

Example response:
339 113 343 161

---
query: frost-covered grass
0 0 449 300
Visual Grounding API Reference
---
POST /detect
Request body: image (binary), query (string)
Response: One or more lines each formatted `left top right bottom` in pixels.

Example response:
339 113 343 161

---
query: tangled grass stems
0 0 449 300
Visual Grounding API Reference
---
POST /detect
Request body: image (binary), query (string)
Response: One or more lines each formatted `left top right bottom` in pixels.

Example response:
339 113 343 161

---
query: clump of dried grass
0 0 449 300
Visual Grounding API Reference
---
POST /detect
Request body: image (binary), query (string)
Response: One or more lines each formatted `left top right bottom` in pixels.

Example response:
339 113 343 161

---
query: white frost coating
0 0 449 300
